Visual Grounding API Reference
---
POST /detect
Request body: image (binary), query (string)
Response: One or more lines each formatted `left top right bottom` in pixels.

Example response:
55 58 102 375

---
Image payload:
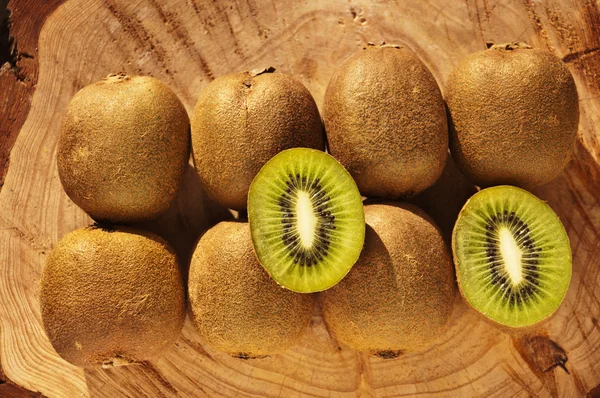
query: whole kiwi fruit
446 42 579 188
40 226 186 368
323 44 448 199
58 73 190 223
321 203 456 357
188 221 314 358
191 68 325 211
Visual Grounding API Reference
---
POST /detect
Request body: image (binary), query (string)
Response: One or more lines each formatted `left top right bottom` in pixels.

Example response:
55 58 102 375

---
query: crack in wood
563 47 600 63
0 0 18 75
0 1 33 82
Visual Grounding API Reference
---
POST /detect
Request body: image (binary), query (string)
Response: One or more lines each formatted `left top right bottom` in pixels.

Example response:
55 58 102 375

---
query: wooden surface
0 0 65 188
1 0 600 397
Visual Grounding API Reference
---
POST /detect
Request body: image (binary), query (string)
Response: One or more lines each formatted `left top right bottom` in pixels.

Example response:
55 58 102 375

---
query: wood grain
1 0 600 397
1 1 65 396
0 0 65 187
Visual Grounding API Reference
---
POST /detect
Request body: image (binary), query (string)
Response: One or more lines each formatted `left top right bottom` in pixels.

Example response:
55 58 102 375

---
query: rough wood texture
1 2 66 396
0 0 65 187
1 0 600 397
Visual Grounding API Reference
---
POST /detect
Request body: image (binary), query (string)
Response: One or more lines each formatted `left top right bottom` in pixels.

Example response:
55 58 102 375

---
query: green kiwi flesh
452 185 572 329
248 148 365 293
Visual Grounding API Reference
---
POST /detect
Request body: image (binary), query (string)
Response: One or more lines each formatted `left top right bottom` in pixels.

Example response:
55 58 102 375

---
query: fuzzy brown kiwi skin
320 203 457 356
446 42 579 189
450 191 570 335
57 73 190 223
188 221 314 358
322 44 448 199
40 226 186 368
191 68 326 211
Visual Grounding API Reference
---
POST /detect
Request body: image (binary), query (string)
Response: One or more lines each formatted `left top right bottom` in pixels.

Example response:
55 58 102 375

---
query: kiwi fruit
188 221 314 358
446 42 579 189
191 67 325 211
248 148 365 293
40 226 186 368
452 185 572 329
323 43 448 199
320 203 456 357
58 73 190 223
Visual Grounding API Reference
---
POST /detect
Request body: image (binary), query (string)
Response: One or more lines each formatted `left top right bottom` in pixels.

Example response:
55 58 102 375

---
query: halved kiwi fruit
452 185 572 329
248 148 365 293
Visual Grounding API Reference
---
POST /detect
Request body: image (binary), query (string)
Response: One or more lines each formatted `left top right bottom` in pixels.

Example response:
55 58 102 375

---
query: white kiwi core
296 191 317 248
499 227 523 285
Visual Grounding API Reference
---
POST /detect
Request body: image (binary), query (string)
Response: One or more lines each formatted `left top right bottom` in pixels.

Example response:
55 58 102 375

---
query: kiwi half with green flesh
452 185 572 329
248 148 365 293
58 73 190 223
446 42 579 189
321 203 456 356
188 221 314 358
191 68 325 211
323 43 448 199
40 226 186 368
